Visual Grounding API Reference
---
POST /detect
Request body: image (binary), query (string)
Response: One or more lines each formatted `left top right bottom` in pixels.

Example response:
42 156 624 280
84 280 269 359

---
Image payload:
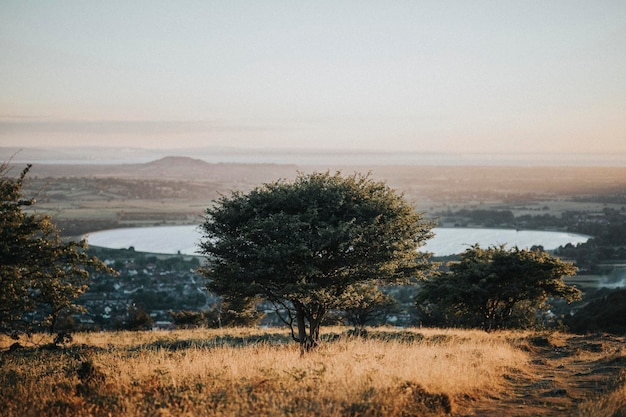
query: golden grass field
1 327 625 416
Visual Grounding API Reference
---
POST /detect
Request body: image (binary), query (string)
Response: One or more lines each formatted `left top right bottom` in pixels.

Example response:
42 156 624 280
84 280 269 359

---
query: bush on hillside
566 289 626 335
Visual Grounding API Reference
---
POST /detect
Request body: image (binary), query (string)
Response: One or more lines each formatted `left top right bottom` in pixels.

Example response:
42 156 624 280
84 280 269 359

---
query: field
20 160 626 235
2 327 625 417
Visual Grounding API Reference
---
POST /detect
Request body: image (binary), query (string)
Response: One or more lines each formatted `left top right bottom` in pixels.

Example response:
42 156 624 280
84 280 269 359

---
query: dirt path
460 333 626 416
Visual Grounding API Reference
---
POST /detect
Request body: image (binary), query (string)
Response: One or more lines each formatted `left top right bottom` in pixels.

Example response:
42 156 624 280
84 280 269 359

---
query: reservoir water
85 226 590 257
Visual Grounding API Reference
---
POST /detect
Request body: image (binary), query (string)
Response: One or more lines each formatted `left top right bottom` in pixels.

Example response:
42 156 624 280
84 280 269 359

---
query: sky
1 1 625 156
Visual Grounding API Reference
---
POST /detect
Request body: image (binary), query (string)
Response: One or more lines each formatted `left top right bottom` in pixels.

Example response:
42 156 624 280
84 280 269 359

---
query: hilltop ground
467 332 626 416
1 328 625 416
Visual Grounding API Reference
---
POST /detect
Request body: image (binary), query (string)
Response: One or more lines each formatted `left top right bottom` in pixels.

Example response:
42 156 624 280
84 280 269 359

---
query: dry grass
4 328 625 416
576 380 626 417
0 327 532 416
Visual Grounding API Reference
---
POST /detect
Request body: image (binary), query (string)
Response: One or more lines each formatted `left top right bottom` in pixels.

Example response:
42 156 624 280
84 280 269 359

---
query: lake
85 226 590 257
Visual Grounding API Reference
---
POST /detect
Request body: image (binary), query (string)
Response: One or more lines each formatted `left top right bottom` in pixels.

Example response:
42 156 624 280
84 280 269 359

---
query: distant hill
8 152 626 205
21 155 301 183
144 156 211 169
136 156 215 177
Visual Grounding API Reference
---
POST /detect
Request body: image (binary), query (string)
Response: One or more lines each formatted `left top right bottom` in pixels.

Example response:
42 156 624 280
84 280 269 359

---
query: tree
0 162 115 339
199 172 433 351
416 245 581 330
339 283 398 328
565 289 626 335
123 304 153 331
168 310 207 329
218 296 265 327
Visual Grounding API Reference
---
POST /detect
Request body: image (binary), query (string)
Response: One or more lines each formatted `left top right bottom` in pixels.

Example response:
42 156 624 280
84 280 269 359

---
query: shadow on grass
328 328 463 344
131 332 295 351
123 329 463 351
2 328 465 356
134 329 459 351
2 342 109 358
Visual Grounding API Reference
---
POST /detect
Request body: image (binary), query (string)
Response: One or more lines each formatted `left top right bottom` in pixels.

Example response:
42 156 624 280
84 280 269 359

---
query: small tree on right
416 245 581 330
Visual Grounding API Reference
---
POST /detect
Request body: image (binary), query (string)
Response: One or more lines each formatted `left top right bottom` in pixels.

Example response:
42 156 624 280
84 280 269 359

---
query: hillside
1 328 625 416
25 156 301 182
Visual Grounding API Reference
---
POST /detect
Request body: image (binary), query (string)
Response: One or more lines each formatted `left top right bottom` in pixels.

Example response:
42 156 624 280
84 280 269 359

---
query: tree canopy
198 171 433 350
416 244 581 330
0 162 115 339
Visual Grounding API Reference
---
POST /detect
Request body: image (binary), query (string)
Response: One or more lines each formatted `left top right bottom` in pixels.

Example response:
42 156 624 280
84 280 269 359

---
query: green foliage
0 162 116 339
170 301 265 329
218 296 265 328
122 304 153 331
566 288 626 335
339 283 398 327
416 245 581 330
199 171 433 349
168 310 207 329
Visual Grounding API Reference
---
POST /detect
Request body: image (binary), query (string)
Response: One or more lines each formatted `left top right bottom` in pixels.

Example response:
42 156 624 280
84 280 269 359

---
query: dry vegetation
2 327 625 416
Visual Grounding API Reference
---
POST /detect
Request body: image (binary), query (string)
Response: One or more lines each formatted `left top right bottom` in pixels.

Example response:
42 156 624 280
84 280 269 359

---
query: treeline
75 246 626 336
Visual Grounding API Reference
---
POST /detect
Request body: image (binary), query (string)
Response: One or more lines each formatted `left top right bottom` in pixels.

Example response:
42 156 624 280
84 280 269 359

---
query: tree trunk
295 302 317 354
49 310 59 335
308 305 325 345
295 303 310 353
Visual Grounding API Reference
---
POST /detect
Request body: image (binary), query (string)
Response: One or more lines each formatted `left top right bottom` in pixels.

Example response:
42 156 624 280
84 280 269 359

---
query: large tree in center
198 172 433 350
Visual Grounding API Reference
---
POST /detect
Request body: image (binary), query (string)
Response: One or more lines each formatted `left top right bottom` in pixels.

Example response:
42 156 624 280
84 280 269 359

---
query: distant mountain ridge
21 155 301 183
143 156 211 168
7 150 626 204
4 146 626 167
137 156 215 177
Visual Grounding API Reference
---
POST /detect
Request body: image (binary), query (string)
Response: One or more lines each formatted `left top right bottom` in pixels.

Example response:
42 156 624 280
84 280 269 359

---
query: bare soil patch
461 333 626 416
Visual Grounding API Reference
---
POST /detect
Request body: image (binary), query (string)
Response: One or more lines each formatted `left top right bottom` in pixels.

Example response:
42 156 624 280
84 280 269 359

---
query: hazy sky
1 1 625 154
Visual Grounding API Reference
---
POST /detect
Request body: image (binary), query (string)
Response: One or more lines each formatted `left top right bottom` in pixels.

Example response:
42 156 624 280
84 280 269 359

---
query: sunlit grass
1 327 532 416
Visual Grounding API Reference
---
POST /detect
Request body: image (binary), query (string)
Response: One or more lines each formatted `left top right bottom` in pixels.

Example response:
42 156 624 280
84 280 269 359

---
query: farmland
19 158 626 237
